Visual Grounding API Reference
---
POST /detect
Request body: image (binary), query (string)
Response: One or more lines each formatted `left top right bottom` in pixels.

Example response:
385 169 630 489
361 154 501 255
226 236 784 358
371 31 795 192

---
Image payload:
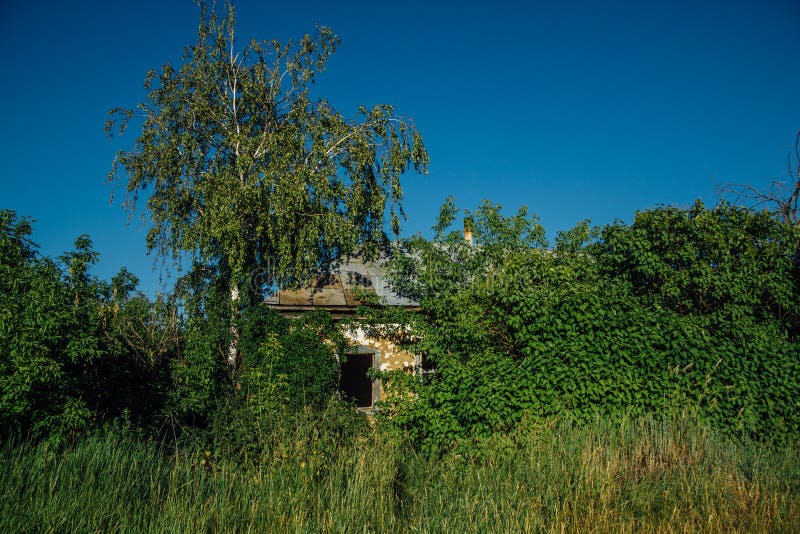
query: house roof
264 255 418 316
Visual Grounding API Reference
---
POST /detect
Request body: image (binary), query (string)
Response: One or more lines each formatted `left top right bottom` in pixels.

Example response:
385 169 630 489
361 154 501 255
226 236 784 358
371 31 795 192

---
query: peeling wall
345 325 417 372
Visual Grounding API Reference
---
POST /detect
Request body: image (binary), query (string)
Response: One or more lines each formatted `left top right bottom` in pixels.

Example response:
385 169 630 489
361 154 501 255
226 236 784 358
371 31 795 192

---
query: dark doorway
340 352 376 408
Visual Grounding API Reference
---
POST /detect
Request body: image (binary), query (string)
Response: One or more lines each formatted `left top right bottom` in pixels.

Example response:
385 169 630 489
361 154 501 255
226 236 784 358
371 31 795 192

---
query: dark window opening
420 352 436 372
417 352 437 385
340 352 376 409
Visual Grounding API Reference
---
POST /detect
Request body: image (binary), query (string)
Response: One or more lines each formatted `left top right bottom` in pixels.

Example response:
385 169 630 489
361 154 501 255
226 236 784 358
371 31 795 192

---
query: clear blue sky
1 0 799 296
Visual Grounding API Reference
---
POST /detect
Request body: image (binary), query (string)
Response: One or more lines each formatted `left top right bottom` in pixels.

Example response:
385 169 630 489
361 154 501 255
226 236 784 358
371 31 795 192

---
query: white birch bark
228 283 239 368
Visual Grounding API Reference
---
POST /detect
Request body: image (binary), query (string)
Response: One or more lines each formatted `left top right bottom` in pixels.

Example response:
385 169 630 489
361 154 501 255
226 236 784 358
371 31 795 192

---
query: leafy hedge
0 210 181 443
380 200 800 452
2 200 798 452
0 209 344 444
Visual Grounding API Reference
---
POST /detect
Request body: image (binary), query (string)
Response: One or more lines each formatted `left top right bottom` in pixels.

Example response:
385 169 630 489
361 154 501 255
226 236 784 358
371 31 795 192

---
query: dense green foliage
238 306 344 411
0 210 176 443
1 415 797 532
0 209 347 444
4 197 798 456
3 197 798 459
379 199 800 452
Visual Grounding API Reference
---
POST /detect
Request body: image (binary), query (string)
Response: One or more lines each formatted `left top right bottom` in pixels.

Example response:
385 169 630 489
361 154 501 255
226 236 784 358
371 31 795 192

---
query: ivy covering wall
378 199 800 452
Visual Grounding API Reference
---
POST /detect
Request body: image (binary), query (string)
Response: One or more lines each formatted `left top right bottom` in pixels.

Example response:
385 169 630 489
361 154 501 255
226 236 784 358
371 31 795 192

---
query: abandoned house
265 255 421 411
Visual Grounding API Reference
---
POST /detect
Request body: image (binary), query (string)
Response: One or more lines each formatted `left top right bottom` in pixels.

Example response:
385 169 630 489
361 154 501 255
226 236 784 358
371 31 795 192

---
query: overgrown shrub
239 306 343 412
380 199 800 453
0 210 181 443
0 211 115 442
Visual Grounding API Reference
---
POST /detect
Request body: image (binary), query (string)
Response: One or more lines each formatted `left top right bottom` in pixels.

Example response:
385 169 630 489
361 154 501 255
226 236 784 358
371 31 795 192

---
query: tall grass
1 415 798 533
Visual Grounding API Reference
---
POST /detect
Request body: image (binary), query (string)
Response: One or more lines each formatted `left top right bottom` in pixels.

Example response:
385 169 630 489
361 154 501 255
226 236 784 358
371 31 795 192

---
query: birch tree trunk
228 282 239 369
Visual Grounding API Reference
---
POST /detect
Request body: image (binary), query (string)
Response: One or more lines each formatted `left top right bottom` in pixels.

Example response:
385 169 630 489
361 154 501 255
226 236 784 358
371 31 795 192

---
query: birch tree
106 4 428 367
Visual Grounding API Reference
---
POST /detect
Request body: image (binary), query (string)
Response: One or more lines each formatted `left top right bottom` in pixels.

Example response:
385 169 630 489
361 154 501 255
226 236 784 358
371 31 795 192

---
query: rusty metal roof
264 255 418 313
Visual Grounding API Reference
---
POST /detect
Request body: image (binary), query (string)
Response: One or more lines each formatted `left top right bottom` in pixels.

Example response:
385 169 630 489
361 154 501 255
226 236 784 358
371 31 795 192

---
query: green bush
238 307 342 412
380 200 800 452
0 210 180 443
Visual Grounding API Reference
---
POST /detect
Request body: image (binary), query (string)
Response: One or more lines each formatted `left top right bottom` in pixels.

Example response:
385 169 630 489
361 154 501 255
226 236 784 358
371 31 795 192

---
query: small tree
0 210 104 442
107 3 428 366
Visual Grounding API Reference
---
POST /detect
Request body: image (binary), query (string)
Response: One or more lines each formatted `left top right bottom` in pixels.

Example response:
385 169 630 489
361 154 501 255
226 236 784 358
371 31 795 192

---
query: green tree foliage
167 267 230 424
0 210 100 441
379 200 800 452
105 3 428 304
0 210 180 443
595 201 800 331
166 279 345 425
